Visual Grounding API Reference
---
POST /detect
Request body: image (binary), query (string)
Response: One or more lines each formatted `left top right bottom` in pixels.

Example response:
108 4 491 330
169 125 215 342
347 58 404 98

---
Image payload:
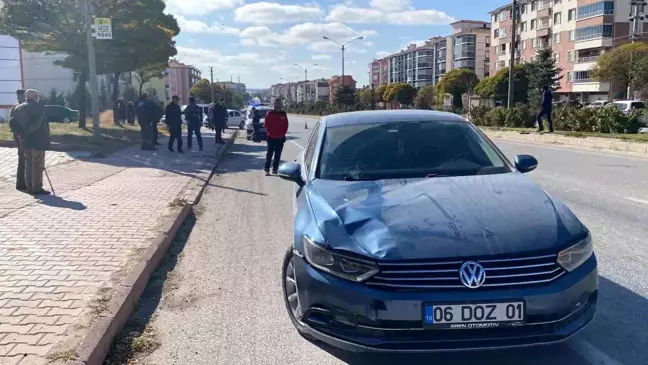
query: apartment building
490 0 639 102
0 35 23 121
296 79 330 102
328 75 357 103
165 60 201 104
371 20 491 89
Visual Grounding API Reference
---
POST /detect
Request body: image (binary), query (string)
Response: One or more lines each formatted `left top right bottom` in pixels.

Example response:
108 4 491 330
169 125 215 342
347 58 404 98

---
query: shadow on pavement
104 211 197 364
578 275 648 365
36 195 87 210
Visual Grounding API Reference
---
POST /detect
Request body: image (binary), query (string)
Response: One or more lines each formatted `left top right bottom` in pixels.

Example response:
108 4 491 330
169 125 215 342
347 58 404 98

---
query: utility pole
507 0 518 109
209 66 215 102
628 0 646 99
323 36 364 88
80 0 100 139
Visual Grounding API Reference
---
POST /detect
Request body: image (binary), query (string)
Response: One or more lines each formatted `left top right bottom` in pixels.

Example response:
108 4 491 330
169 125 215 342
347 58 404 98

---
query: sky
165 0 505 89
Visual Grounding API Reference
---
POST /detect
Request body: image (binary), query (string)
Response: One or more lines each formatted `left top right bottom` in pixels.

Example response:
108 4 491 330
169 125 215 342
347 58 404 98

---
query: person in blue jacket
536 85 554 133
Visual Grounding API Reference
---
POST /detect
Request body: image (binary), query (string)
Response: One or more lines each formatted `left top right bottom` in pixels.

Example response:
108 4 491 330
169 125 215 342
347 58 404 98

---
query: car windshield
318 120 511 180
613 103 628 111
249 108 271 118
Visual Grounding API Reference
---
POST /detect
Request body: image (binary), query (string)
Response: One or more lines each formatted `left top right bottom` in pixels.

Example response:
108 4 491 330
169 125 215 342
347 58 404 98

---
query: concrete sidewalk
0 130 234 365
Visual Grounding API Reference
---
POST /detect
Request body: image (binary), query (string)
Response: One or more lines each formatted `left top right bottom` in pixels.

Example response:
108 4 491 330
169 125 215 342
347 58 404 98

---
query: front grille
366 253 565 290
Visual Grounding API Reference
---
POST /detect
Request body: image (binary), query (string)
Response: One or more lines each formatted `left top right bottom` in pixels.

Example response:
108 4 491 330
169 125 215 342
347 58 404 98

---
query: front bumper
292 254 598 352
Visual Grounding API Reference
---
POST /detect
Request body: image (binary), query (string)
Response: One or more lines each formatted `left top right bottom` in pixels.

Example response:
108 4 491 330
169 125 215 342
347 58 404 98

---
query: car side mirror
277 162 304 186
515 154 538 174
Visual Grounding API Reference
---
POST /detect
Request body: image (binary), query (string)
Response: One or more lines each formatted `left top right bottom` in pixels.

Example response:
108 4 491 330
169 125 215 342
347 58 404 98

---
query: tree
414 85 435 109
376 84 388 107
359 87 377 108
395 84 417 107
437 68 479 108
190 79 212 102
593 42 648 99
99 79 110 111
0 0 179 127
334 85 356 108
133 62 166 97
43 89 66 106
474 64 530 104
527 47 563 106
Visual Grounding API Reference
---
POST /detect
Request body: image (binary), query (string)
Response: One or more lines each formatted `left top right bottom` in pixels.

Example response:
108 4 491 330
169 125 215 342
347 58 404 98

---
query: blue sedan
277 110 597 352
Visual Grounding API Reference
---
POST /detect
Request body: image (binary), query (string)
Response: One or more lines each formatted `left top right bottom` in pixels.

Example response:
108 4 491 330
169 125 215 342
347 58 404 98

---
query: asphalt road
134 116 648 365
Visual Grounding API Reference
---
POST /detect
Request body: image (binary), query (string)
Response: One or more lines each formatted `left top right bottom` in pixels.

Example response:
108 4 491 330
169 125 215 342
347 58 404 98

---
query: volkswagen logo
459 261 486 289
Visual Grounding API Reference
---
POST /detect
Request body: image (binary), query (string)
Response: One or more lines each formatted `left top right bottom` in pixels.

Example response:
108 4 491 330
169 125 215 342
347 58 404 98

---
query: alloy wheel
285 259 301 319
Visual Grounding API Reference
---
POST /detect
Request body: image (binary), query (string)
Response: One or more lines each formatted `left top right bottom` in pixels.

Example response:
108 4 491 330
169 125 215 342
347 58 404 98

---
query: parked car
277 110 597 352
227 109 245 129
244 105 273 140
586 100 610 108
611 100 646 113
44 105 79 123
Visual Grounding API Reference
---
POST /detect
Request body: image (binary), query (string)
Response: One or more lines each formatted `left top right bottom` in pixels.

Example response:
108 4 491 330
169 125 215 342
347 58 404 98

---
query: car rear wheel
63 117 71 123
282 246 314 340
239 121 245 129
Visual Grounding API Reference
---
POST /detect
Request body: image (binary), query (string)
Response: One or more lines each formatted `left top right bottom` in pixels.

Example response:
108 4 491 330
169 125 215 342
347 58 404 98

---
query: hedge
469 105 646 134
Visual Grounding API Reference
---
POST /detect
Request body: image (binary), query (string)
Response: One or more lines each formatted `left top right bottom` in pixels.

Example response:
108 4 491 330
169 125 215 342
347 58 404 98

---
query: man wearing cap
10 89 50 195
9 89 26 191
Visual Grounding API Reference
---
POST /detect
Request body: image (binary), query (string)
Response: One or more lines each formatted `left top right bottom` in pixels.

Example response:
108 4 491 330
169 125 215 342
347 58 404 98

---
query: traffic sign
94 18 112 39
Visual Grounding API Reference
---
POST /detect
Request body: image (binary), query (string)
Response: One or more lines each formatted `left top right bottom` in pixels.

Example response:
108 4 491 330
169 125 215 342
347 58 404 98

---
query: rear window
318 120 510 181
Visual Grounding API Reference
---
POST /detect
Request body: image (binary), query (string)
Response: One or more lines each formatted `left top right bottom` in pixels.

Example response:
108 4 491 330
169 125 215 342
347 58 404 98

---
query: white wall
0 35 22 121
21 51 76 96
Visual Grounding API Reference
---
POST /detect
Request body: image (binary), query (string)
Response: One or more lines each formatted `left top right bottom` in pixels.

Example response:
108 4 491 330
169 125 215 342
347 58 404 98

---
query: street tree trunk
112 72 120 124
78 72 87 129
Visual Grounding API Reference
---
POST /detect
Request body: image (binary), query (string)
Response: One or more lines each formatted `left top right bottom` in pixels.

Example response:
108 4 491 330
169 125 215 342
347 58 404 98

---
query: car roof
321 110 468 128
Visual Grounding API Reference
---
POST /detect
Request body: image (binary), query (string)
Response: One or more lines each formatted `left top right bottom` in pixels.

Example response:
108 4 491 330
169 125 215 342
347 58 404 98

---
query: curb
65 130 238 365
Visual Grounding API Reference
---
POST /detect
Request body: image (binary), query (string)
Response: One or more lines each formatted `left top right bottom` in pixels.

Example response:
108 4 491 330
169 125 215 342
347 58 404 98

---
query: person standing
136 93 156 150
537 85 554 133
251 107 262 143
126 100 135 125
185 96 204 151
9 89 26 191
211 98 228 144
165 95 184 153
9 89 50 195
151 101 163 146
263 98 289 175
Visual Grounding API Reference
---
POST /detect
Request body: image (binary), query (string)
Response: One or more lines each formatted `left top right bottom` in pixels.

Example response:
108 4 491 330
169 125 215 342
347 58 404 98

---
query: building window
554 33 561 44
568 50 575 61
531 1 536 11
499 12 507 21
520 22 527 32
569 30 575 41
522 39 527 49
499 28 507 39
577 1 614 20
567 71 573 82
532 38 537 48
521 4 527 13
568 9 576 21
575 24 613 41
554 12 561 25
530 19 536 30
573 70 593 83
553 52 560 63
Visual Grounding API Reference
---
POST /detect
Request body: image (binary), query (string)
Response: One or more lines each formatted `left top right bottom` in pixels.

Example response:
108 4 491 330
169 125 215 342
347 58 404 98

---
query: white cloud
165 0 243 16
376 51 390 58
175 46 290 78
311 54 333 60
326 3 454 25
370 0 412 12
238 22 375 51
175 15 240 35
240 38 257 46
234 2 323 25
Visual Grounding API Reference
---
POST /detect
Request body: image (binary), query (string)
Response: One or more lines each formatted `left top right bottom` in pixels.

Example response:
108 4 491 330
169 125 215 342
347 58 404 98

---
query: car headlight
302 236 379 282
557 234 593 272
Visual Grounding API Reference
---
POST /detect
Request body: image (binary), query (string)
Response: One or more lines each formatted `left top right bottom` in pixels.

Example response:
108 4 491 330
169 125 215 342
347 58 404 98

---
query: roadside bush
505 103 536 128
483 107 507 127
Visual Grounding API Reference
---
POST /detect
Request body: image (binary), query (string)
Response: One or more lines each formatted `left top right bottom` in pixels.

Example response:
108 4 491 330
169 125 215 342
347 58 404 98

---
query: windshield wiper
426 173 450 178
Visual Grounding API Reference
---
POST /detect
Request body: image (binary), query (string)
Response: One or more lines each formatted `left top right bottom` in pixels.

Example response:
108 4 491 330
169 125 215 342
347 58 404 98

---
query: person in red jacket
263 98 289 175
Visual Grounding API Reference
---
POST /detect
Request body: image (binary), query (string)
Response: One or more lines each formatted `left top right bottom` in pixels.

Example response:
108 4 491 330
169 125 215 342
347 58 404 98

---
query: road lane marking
625 196 648 205
569 338 624 365
290 140 304 149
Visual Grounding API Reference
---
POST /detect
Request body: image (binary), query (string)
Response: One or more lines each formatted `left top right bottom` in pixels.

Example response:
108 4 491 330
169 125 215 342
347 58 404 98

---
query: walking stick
44 167 56 197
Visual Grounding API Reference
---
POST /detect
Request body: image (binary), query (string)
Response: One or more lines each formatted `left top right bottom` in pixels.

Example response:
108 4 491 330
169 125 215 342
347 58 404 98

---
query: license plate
423 302 525 329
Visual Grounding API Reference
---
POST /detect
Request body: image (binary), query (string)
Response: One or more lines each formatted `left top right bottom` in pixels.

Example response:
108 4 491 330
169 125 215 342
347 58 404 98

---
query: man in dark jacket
251 107 262 143
185 96 204 151
264 98 289 175
9 89 26 191
165 95 184 153
151 101 164 146
211 98 228 144
126 101 135 125
537 85 554 133
136 93 157 150
10 89 50 195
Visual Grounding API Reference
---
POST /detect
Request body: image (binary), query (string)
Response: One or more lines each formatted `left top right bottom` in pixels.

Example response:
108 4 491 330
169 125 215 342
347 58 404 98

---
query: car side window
235 111 241 117
303 122 321 174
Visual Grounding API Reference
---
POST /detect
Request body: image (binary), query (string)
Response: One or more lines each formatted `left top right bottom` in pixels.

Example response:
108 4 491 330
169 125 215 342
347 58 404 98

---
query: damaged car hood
307 173 587 260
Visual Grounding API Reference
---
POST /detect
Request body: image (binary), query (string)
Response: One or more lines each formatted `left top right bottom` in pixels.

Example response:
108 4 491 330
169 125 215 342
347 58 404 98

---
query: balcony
536 22 551 37
577 55 600 63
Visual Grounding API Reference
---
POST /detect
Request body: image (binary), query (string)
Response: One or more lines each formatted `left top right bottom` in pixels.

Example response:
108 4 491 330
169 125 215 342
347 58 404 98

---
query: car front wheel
282 246 314 340
239 121 245 129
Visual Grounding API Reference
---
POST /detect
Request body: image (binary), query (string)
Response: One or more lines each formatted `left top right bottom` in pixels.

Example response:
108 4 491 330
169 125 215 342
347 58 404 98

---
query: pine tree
527 47 563 106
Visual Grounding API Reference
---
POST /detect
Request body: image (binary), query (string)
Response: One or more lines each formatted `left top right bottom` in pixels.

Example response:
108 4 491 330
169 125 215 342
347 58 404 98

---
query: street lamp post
322 36 364 87
296 63 318 81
